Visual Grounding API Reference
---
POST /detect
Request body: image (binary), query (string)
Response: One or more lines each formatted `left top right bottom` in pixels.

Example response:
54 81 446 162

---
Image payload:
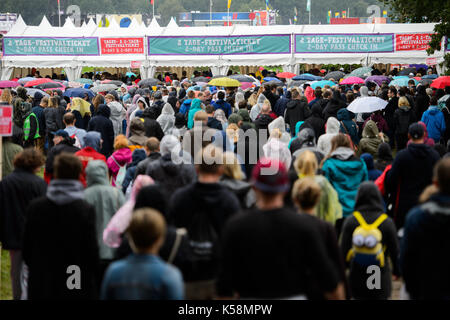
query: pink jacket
305 86 315 103
107 147 132 186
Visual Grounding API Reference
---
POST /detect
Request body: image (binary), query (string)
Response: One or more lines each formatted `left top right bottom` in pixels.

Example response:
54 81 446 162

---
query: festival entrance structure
1 15 448 80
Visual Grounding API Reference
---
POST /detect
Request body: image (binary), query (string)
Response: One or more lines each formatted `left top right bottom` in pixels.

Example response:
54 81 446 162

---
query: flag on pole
227 0 232 9
342 10 346 18
265 0 270 11
335 12 340 18
306 0 311 12
294 7 298 23
382 10 387 18
150 0 154 4
327 10 331 23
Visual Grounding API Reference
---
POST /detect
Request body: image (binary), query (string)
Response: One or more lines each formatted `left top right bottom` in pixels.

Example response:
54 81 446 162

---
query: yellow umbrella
70 97 92 117
208 77 241 87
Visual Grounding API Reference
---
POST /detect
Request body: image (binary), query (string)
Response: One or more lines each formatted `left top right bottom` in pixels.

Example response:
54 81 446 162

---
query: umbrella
210 75 227 79
349 67 373 78
25 88 50 98
393 76 409 79
36 82 65 90
310 80 336 89
288 80 308 88
422 74 438 79
67 81 83 88
419 79 434 86
0 81 20 88
228 74 255 82
276 72 296 79
390 78 419 87
192 76 210 83
347 97 388 113
208 77 241 87
398 67 416 76
340 77 365 85
91 84 118 93
75 78 93 84
101 80 124 86
292 73 322 81
265 80 284 87
138 78 159 88
240 82 255 90
187 85 203 92
126 72 137 77
18 77 35 84
324 71 345 81
431 76 450 89
24 78 54 87
64 88 95 99
263 77 282 83
365 75 391 86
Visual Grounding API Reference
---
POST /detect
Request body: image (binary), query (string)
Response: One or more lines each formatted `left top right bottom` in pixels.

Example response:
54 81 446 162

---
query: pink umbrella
0 81 20 88
240 82 255 90
24 78 54 87
340 76 365 85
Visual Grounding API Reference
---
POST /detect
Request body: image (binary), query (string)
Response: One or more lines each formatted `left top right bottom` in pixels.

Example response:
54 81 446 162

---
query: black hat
408 123 424 140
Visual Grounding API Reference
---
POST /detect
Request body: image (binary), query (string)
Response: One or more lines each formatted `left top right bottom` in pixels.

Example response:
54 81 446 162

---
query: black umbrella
192 76 210 83
419 78 433 86
398 67 417 76
138 78 159 88
228 74 255 82
288 80 308 88
324 71 345 80
265 80 284 87
36 82 65 89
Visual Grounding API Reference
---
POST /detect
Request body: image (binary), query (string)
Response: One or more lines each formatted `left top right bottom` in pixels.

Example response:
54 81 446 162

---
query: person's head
398 96 410 108
52 129 69 145
433 158 450 195
126 208 166 254
63 112 76 127
251 158 289 209
322 90 332 100
346 92 355 104
0 88 12 104
40 96 49 108
205 104 215 116
196 144 224 181
104 94 114 104
408 122 425 143
291 88 300 100
187 90 196 99
330 133 352 152
222 151 244 180
261 100 271 114
294 150 318 177
193 110 208 126
92 94 104 111
388 86 397 98
53 153 82 180
145 137 160 155
291 177 321 214
430 96 438 106
153 91 162 101
114 134 129 150
83 131 102 152
217 91 225 100
13 148 45 173
197 92 204 101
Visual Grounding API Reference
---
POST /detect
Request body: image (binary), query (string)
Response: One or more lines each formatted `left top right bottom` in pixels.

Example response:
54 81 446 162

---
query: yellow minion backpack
346 211 388 267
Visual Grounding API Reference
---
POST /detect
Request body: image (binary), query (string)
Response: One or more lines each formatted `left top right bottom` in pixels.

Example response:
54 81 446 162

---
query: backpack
346 211 388 268
111 155 127 188
70 133 82 149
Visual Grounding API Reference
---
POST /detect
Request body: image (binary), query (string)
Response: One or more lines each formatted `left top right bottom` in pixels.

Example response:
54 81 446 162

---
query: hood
408 143 435 159
330 146 355 161
377 142 393 162
46 179 85 205
354 181 384 214
136 96 149 109
175 113 187 128
161 103 174 115
17 87 28 100
337 108 351 121
191 98 202 110
83 131 101 151
256 114 273 126
257 93 267 105
235 92 245 108
297 128 316 147
263 138 292 170
142 106 157 120
360 86 369 97
268 116 286 134
286 99 305 109
130 118 146 136
132 94 142 105
427 106 440 115
134 184 168 218
160 135 181 156
228 113 243 125
360 153 375 170
130 149 147 167
97 104 111 118
325 117 340 134
311 103 322 116
238 109 251 122
86 160 109 186
399 104 411 111
362 120 379 138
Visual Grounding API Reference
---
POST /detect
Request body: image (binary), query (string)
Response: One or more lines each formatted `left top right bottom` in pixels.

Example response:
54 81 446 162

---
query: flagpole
153 1 155 20
58 0 61 27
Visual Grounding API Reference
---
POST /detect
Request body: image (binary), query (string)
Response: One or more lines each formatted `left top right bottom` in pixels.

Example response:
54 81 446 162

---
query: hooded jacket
212 99 232 118
385 143 440 229
285 98 312 136
85 160 125 260
75 131 107 187
317 117 340 155
45 138 80 180
107 147 132 187
122 148 147 193
250 94 266 121
394 103 415 136
340 181 399 299
268 116 291 144
337 108 359 146
237 109 255 129
358 120 386 157
414 86 430 120
290 128 325 165
374 142 393 172
179 98 193 115
187 98 203 129
87 104 115 157
304 103 326 140
107 101 126 137
360 153 382 181
322 147 369 217
363 112 389 134
157 103 176 135
128 118 148 147
407 121 435 147
323 91 346 120
142 108 164 141
421 105 446 142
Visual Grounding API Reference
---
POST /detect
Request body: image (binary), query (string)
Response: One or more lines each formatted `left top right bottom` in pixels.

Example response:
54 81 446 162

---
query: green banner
2 37 99 56
295 34 394 53
148 35 291 55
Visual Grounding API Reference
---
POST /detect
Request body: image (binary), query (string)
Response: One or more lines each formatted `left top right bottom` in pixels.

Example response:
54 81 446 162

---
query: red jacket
75 147 107 187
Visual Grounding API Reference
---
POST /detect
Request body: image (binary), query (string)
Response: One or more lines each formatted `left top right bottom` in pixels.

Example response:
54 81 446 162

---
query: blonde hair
398 96 410 107
294 150 318 177
223 152 244 180
194 110 208 122
248 92 258 106
40 96 49 107
226 123 240 143
270 128 282 139
105 94 115 101
113 134 129 150
291 177 321 211
48 96 59 108
127 208 166 252
0 89 12 104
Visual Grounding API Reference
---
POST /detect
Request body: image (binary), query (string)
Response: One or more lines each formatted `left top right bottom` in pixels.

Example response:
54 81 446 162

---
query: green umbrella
349 67 373 78
75 78 93 85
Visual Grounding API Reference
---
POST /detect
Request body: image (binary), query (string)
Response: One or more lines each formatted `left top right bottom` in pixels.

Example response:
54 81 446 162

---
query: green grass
1 248 12 300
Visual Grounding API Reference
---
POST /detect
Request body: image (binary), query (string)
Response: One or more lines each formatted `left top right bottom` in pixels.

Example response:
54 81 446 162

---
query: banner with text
2 37 99 56
295 34 394 53
100 37 144 55
148 35 291 55
395 33 432 51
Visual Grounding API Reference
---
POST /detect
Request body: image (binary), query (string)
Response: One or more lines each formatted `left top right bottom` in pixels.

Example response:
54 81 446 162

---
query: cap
408 122 424 140
153 91 162 99
251 158 289 193
52 129 69 138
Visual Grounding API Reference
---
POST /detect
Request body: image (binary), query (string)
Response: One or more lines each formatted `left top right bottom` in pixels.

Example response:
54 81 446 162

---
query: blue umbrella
393 76 409 80
293 73 322 81
422 74 438 79
187 85 202 92
263 77 282 83
63 88 95 99
310 80 336 89
390 78 419 87
126 72 137 77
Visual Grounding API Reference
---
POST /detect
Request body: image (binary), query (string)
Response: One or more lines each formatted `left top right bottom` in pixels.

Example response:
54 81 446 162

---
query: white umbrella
347 97 388 113
91 84 118 93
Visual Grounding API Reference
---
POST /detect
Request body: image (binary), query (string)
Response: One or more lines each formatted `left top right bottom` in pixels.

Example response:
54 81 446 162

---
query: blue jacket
421 106 446 142
337 108 360 146
101 254 184 300
212 99 232 117
322 147 368 217
179 99 192 115
187 99 203 129
360 153 382 181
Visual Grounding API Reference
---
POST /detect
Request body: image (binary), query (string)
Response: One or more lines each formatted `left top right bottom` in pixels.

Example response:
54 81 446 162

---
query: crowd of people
0 66 450 300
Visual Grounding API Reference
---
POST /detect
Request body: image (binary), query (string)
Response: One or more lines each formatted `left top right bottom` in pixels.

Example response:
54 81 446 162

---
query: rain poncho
107 101 126 137
250 94 267 121
262 137 292 170
358 120 387 157
317 117 340 155
187 98 203 129
234 92 245 112
157 103 176 135
268 116 291 144
214 109 228 130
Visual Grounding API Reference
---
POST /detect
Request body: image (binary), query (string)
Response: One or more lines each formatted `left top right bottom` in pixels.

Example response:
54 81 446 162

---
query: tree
382 0 450 74
156 0 186 26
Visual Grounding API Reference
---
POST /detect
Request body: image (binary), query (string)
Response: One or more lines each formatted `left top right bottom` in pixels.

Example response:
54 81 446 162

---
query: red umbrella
24 78 54 87
0 80 20 88
431 76 450 89
276 72 296 79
